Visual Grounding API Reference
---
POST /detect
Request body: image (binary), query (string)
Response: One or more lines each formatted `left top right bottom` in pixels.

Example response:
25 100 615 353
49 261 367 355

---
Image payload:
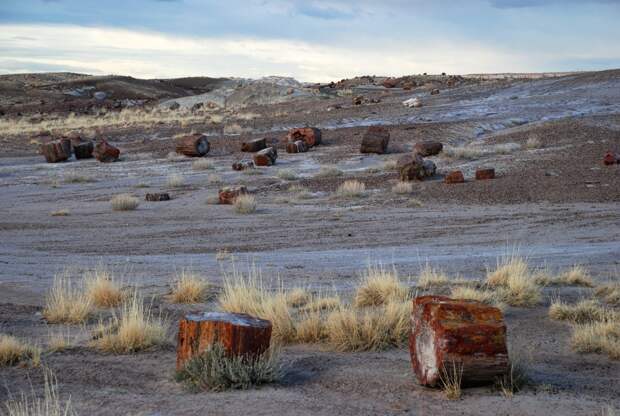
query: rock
94 139 120 163
241 138 267 153
218 186 248 205
414 141 443 157
475 168 495 180
409 296 509 387
176 312 272 371
175 134 209 157
145 193 171 202
232 159 255 171
403 98 422 108
286 140 308 153
253 147 278 166
191 102 204 112
430 89 440 95
93 91 107 101
445 170 465 184
74 141 94 159
168 101 181 111
360 126 390 154
403 81 416 90
286 127 322 147
40 140 71 163
353 96 364 105
397 153 425 181
383 78 398 88
422 160 436 177
603 152 620 165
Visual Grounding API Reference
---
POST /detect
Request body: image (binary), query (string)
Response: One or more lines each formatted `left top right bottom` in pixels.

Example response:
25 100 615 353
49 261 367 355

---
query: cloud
489 0 620 7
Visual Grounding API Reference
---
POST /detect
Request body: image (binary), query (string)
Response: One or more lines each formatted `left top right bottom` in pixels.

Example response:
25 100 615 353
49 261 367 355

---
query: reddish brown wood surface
176 312 272 371
475 168 495 180
40 140 71 163
232 159 255 171
445 170 465 184
145 193 171 202
73 141 94 159
175 134 210 157
218 186 248 204
286 140 308 153
241 138 267 153
413 141 443 157
409 296 509 387
285 127 322 147
360 126 390 154
253 147 277 166
397 153 425 181
94 139 120 162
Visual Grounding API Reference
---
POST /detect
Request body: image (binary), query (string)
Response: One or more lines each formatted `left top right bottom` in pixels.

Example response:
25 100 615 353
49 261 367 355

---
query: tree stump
360 126 390 154
94 139 120 163
445 170 465 184
241 138 267 153
409 296 509 387
253 147 278 166
218 186 247 205
397 153 425 181
475 168 495 180
175 134 209 157
176 312 272 371
414 141 443 157
74 141 94 159
286 127 322 147
232 159 255 171
40 140 71 163
286 140 307 153
145 193 171 202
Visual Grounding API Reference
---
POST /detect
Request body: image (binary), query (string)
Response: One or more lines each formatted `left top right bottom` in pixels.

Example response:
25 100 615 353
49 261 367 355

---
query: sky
0 0 619 82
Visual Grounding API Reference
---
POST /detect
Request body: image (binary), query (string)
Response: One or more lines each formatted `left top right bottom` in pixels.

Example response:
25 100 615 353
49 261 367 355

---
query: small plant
176 343 281 392
382 160 398 171
50 209 70 217
336 180 366 198
234 194 257 214
83 265 124 308
496 354 529 398
417 264 450 288
111 194 139 211
215 249 232 261
295 310 325 343
549 298 611 324
596 284 620 305
407 198 424 208
63 172 95 184
450 286 505 310
286 288 310 307
192 158 214 171
167 173 186 188
0 335 38 367
48 330 73 353
276 169 298 180
557 265 594 287
440 361 463 400
43 274 92 324
392 181 413 195
208 174 223 185
354 264 408 307
487 255 540 307
299 295 341 313
525 134 542 149
170 269 209 304
315 165 343 179
571 319 620 359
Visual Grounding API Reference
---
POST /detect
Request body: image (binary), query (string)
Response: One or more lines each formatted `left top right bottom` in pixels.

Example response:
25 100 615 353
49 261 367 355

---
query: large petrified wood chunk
286 140 308 153
94 139 120 163
409 296 509 387
175 134 210 157
360 126 390 154
176 312 272 371
397 153 425 181
232 159 255 171
241 138 267 153
40 140 71 163
286 127 322 147
218 186 248 205
445 170 465 184
414 141 443 157
253 147 278 166
145 193 171 202
475 168 495 180
73 141 94 159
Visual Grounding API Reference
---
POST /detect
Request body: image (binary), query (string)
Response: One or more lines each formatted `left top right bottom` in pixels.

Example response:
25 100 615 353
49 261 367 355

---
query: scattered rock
219 186 248 205
603 151 620 165
353 96 364 105
168 101 181 111
383 78 398 88
422 160 436 177
241 138 267 153
175 134 209 157
253 147 278 166
430 89 440 95
286 140 308 153
232 159 255 171
445 170 465 184
360 126 390 154
403 97 423 108
93 91 107 101
475 168 495 180
73 141 94 159
145 193 171 202
40 140 71 163
414 141 443 157
397 153 425 181
286 127 322 147
94 139 120 163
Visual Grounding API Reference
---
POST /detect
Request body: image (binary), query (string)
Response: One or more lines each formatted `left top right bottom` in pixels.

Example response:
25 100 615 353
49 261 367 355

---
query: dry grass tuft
299 295 341 313
486 255 541 307
286 288 311 307
110 194 139 211
450 286 505 311
84 265 124 308
215 249 232 261
525 134 543 149
166 173 186 188
93 291 167 353
233 194 257 214
315 165 343 179
442 142 520 161
295 310 325 343
557 265 595 287
47 330 74 353
440 361 463 400
354 264 408 307
50 209 70 217
392 181 413 195
596 284 620 305
207 174 223 185
417 264 450 288
192 158 214 171
43 274 92 324
276 169 298 180
496 352 529 398
336 180 366 198
571 319 620 360
0 335 38 367
170 269 209 304
549 299 611 324
382 160 398 171
63 172 95 184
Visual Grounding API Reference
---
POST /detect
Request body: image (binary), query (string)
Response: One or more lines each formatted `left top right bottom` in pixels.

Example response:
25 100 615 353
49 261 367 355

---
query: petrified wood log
409 296 509 387
603 151 620 165
218 186 248 205
73 141 94 159
232 159 255 171
422 160 436 177
414 141 443 157
176 312 272 371
397 153 425 181
475 168 495 180
241 138 267 153
360 126 390 154
145 193 171 202
94 139 120 163
253 147 278 166
286 140 307 153
286 127 322 147
430 88 440 95
40 140 71 163
445 170 465 184
175 134 209 157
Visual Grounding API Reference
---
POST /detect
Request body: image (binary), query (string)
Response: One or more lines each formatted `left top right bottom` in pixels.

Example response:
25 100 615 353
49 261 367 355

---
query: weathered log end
414 141 443 157
286 127 322 147
253 147 278 166
40 140 71 163
218 186 248 205
286 140 308 153
241 138 267 153
94 139 120 163
409 296 509 387
475 168 495 180
232 159 255 171
74 141 94 159
360 126 390 154
397 153 425 181
176 312 272 371
445 170 465 184
175 134 210 157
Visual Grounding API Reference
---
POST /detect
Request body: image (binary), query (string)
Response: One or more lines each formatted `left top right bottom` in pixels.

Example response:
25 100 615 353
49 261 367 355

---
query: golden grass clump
170 269 209 304
417 264 450 288
336 180 366 198
571 320 620 360
549 299 611 324
93 291 167 353
233 194 257 214
43 274 92 324
440 361 463 400
295 310 325 343
450 286 505 311
276 169 298 180
50 209 70 217
392 181 413 195
47 330 73 353
486 256 541 307
354 264 408 307
192 158 214 171
557 265 595 287
110 194 139 211
286 288 311 307
83 266 124 308
596 284 620 305
0 335 38 367
315 165 343 179
299 295 341 313
167 173 186 188
525 134 542 149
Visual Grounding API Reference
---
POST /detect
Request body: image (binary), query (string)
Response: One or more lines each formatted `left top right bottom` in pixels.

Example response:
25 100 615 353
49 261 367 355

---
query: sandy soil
0 70 619 415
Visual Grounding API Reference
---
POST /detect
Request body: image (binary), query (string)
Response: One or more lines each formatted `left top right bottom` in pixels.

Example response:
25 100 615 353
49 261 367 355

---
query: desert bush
392 181 413 195
50 210 70 217
47 330 73 353
450 286 505 311
0 335 38 367
442 143 520 160
110 194 139 211
354 264 408 307
233 194 257 214
276 169 298 180
43 274 92 324
83 265 123 308
571 319 620 360
525 134 542 149
596 284 620 305
417 264 450 288
440 361 463 400
315 165 343 179
299 295 341 313
170 269 209 304
549 299 612 324
295 310 325 343
486 255 541 307
176 343 280 392
192 158 214 171
286 288 310 307
166 173 186 188
336 180 366 198
557 265 594 287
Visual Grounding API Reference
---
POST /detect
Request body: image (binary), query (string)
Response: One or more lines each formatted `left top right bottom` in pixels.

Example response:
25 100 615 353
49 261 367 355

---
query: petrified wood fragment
218 186 248 205
232 159 255 171
360 126 390 154
285 127 322 147
175 134 209 157
241 138 267 153
286 140 307 153
444 170 465 184
475 168 495 180
145 193 171 202
40 140 71 163
253 147 278 166
94 139 120 163
73 141 94 159
397 153 425 181
413 141 443 157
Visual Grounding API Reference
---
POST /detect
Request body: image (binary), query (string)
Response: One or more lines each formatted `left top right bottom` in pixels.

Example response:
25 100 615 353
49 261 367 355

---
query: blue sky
0 0 619 81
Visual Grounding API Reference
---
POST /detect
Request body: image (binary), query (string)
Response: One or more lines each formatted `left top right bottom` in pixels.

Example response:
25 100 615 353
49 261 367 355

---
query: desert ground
0 70 619 415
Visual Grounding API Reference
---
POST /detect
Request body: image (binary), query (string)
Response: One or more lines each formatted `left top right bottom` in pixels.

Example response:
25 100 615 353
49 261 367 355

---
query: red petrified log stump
409 296 509 387
475 168 495 180
360 126 390 154
218 186 248 204
286 140 308 153
145 193 171 202
397 153 425 181
40 140 71 163
73 141 94 159
232 159 255 171
176 312 272 371
414 141 443 157
241 138 267 153
253 147 278 166
603 152 620 165
94 139 120 162
286 127 322 147
175 134 209 157
445 170 465 184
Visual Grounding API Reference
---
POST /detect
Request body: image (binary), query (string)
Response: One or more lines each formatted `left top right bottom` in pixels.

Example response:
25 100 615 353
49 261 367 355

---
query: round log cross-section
40 140 71 163
176 312 272 371
175 134 210 157
253 147 278 166
409 296 509 387
74 141 94 159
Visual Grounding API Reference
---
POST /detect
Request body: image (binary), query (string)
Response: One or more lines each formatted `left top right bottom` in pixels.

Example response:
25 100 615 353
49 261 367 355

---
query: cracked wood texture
175 134 210 157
